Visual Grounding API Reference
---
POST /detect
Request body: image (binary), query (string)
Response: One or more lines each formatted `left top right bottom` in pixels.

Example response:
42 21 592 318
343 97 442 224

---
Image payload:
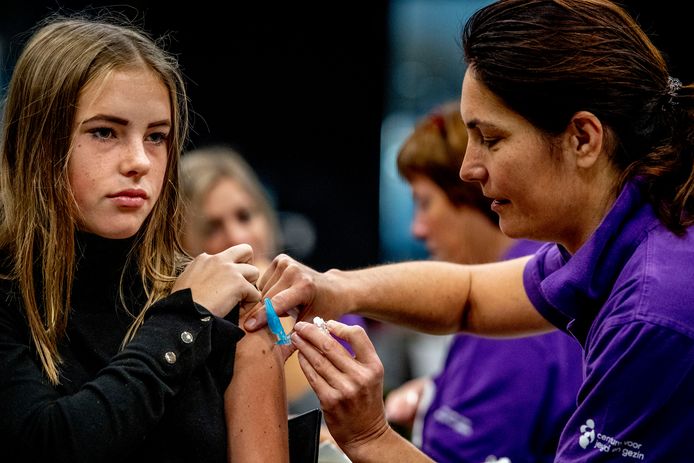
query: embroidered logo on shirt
579 419 596 449
432 405 473 437
577 418 646 460
484 456 511 463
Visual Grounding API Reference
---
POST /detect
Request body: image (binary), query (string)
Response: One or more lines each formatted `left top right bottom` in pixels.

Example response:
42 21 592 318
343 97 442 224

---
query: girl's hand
173 244 260 318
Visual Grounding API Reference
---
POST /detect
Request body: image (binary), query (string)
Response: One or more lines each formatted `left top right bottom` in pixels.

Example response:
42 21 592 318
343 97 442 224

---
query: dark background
0 0 690 271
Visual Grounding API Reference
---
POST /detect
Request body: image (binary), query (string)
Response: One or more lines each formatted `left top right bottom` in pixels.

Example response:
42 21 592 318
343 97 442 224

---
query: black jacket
0 233 245 462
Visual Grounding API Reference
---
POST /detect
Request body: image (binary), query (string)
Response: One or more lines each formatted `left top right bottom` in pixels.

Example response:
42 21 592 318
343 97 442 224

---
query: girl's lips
109 195 146 208
107 189 148 208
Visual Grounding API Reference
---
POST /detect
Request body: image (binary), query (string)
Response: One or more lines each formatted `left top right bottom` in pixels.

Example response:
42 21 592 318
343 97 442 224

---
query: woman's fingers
324 321 379 364
292 321 383 397
295 350 334 401
291 327 347 392
291 319 388 452
245 255 318 330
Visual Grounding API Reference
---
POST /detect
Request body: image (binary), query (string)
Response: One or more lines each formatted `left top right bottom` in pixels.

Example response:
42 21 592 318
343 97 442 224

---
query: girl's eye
147 132 169 144
88 127 115 141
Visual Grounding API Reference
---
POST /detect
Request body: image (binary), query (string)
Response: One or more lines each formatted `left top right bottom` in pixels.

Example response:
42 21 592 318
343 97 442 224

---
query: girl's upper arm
225 311 289 463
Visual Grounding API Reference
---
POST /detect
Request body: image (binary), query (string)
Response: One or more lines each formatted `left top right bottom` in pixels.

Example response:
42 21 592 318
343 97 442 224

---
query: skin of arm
250 254 550 337
225 305 289 463
291 320 433 463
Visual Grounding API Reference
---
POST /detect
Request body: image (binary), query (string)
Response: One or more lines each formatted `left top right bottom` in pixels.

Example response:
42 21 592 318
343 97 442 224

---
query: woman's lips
491 198 510 212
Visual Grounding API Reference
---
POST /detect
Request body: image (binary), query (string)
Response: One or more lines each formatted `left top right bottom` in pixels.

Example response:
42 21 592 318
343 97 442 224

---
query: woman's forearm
331 261 472 334
332 257 544 336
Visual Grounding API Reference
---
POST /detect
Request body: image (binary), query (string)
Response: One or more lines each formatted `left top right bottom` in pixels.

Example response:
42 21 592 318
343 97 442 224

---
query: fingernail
294 321 307 331
245 318 256 330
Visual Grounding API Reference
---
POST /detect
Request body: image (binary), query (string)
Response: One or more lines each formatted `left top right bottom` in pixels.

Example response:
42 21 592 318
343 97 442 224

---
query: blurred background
2 0 691 405
1 0 690 272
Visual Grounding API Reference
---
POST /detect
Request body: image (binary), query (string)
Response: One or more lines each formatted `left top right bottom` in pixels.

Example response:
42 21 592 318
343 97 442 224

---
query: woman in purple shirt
249 0 694 461
385 100 582 463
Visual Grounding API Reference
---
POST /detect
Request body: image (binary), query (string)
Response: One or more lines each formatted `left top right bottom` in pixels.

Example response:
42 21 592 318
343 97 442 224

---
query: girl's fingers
221 243 254 264
236 263 260 284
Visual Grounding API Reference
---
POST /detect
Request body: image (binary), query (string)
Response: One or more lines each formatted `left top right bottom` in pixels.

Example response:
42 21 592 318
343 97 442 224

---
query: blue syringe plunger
264 297 291 345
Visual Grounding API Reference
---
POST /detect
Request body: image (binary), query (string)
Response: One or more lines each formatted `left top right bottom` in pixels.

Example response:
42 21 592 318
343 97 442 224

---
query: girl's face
69 67 170 239
409 174 493 264
459 67 586 246
190 177 272 261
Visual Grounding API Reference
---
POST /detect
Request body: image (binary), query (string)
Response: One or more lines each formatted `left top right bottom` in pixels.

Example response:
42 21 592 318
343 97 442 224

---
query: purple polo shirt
418 240 583 463
524 178 694 461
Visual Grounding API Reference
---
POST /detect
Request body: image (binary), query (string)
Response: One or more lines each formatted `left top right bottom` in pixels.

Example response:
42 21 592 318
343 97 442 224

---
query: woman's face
69 67 170 239
459 67 585 245
190 177 273 260
409 174 498 264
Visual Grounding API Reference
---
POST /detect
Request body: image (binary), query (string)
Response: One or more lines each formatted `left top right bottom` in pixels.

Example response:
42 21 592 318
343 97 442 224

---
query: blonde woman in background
180 145 320 413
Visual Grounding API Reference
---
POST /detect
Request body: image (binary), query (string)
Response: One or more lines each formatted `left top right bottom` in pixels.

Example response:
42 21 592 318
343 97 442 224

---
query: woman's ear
565 111 604 169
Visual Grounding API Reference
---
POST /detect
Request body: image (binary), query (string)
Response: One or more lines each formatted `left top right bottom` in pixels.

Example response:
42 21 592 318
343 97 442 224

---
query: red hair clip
428 113 447 138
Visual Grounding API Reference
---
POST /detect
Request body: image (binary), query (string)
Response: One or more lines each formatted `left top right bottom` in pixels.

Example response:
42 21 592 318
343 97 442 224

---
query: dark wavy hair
463 0 694 233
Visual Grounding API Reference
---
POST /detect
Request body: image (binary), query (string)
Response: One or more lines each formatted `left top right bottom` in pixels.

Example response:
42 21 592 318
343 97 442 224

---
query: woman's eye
201 221 223 238
414 197 430 212
236 209 253 223
481 137 500 148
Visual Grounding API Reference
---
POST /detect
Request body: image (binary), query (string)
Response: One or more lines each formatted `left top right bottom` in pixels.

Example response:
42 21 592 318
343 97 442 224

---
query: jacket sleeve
0 288 244 463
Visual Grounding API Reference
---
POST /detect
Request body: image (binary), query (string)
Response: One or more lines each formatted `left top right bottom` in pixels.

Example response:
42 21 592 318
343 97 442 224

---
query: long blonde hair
0 15 190 384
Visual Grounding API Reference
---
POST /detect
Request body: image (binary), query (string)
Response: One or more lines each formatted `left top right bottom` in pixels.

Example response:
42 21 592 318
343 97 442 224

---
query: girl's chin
78 224 141 240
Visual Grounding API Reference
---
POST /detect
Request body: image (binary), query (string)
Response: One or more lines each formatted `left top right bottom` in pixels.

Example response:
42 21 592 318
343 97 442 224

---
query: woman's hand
292 320 434 463
238 301 298 363
172 244 260 318
244 254 346 331
384 377 428 427
290 320 389 455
